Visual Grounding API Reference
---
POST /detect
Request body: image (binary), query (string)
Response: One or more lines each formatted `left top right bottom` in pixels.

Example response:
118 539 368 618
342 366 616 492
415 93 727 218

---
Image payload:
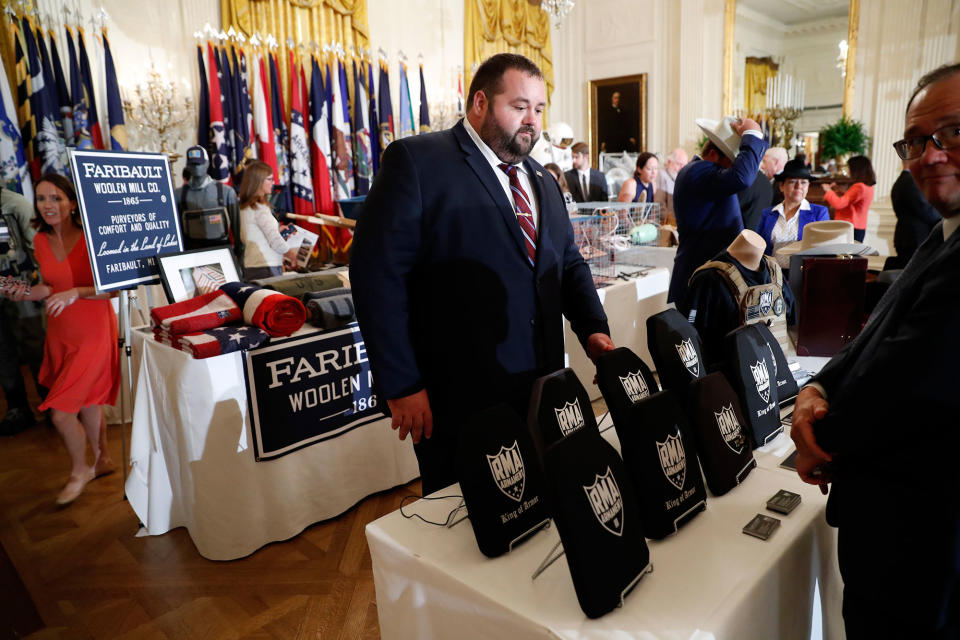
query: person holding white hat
668 115 768 307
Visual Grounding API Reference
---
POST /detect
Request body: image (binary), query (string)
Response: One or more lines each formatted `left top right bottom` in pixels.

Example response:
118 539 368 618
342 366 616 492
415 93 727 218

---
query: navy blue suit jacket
668 134 767 306
811 223 960 628
350 121 609 423
755 203 830 255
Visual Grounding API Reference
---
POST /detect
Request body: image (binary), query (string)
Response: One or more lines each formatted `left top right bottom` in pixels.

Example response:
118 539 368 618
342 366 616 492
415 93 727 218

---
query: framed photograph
156 246 241 303
590 74 648 169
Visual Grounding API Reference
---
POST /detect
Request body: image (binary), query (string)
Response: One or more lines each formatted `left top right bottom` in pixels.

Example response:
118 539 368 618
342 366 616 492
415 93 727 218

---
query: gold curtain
221 0 369 114
1 17 14 103
465 0 553 109
744 56 778 114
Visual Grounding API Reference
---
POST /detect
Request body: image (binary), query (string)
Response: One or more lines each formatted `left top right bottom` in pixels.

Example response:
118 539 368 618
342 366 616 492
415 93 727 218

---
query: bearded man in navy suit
351 54 614 493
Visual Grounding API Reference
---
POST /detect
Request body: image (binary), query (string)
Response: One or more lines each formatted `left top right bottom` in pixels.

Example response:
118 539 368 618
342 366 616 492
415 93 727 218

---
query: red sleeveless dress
35 233 120 413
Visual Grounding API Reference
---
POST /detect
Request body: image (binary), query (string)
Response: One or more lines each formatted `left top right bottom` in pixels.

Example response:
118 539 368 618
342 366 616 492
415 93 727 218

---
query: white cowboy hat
775 220 876 258
696 116 741 160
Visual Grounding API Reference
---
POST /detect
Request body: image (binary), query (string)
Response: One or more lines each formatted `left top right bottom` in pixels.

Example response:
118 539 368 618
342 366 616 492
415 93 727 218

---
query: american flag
219 282 306 337
155 326 270 359
207 43 231 183
289 53 314 215
150 290 242 334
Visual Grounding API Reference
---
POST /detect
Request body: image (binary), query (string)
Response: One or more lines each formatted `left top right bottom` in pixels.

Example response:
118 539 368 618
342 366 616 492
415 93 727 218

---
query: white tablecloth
366 427 844 640
126 333 420 560
565 268 671 400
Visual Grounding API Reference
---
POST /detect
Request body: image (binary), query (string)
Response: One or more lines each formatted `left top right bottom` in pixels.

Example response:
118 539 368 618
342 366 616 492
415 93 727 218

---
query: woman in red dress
3 174 120 505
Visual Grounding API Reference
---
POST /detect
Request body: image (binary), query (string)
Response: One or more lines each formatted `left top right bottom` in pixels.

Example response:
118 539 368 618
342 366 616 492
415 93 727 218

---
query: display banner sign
68 149 182 292
244 323 383 460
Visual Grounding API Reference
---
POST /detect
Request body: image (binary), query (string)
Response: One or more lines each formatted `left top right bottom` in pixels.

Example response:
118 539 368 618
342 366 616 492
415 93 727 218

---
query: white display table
366 428 844 640
125 332 420 560
564 267 672 400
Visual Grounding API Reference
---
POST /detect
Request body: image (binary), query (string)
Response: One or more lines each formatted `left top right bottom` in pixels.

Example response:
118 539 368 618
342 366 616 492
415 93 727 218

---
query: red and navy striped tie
498 163 537 267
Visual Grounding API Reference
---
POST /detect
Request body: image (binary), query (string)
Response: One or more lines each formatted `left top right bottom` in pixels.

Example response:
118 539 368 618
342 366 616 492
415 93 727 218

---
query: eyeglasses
893 124 960 160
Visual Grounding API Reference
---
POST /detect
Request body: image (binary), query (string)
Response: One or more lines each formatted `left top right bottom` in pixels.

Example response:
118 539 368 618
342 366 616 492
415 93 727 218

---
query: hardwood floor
0 405 421 640
1 374 610 640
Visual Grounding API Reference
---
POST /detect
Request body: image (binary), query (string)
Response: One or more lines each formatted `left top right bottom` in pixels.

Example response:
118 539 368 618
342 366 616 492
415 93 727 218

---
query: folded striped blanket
152 325 270 359
150 290 242 334
252 271 349 299
220 282 306 337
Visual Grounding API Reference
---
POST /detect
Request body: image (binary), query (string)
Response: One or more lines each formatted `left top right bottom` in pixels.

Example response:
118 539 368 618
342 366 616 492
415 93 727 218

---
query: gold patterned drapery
465 0 553 110
221 0 369 112
744 56 778 114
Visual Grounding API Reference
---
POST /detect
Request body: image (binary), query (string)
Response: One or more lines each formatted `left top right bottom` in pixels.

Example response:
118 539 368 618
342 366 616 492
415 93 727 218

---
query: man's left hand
586 333 615 362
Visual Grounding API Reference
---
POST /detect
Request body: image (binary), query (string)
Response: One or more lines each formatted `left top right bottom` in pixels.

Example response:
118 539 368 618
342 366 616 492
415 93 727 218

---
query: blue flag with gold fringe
103 31 127 151
418 64 430 133
65 27 92 150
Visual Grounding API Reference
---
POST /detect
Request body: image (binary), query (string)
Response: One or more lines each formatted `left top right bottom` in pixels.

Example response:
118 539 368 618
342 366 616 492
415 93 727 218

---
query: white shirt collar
462 117 529 177
772 198 811 218
943 215 960 240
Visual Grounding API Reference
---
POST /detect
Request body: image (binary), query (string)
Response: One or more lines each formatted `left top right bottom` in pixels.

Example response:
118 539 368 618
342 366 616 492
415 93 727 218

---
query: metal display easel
114 287 138 490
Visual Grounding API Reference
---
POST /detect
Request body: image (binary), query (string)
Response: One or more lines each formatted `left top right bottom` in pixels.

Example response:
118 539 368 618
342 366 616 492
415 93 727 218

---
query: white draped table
125 331 420 560
366 427 844 640
564 267 672 401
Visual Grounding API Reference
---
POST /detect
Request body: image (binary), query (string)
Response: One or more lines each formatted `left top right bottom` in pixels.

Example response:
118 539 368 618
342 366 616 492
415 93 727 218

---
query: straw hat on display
695 116 742 160
774 220 876 259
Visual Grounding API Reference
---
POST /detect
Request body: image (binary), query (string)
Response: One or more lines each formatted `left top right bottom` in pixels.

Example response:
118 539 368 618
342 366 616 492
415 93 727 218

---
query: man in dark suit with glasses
792 63 960 637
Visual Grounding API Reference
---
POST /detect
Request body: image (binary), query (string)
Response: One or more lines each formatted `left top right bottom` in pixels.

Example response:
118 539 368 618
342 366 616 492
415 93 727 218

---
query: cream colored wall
733 8 847 135
366 0 464 131
550 0 960 255
850 0 960 252
551 0 726 160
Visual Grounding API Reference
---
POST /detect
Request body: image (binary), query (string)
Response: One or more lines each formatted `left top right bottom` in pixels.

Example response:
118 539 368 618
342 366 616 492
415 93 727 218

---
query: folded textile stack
153 326 270 359
220 282 307 337
303 288 356 329
252 270 349 299
150 290 243 334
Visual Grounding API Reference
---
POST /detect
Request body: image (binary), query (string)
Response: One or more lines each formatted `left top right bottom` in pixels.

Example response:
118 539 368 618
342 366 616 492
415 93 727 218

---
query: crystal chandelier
540 0 575 28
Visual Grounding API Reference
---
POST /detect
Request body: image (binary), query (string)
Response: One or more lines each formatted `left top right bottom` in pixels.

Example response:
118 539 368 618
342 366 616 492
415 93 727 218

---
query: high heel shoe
56 468 95 505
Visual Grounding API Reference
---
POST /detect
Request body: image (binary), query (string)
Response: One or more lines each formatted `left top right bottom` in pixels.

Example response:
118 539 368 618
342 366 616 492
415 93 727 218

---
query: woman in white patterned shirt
237 161 298 280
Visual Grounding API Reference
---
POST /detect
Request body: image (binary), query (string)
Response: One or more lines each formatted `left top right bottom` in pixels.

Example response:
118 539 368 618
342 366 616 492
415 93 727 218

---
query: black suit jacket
891 170 939 267
812 222 960 624
351 121 609 424
737 171 773 232
564 167 609 203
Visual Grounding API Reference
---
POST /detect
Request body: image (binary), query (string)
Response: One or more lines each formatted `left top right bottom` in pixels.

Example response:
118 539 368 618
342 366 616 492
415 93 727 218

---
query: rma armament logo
486 441 525 502
583 467 624 536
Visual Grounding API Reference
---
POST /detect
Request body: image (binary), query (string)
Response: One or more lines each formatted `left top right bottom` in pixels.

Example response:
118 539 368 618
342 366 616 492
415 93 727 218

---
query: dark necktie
581 173 588 200
498 163 537 267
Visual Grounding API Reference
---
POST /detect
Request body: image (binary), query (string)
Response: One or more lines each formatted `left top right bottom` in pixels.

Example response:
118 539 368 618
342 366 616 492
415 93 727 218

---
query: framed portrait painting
590 74 648 169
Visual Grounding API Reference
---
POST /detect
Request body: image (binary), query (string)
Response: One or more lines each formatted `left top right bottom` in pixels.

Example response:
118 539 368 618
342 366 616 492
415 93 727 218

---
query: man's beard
480 113 538 165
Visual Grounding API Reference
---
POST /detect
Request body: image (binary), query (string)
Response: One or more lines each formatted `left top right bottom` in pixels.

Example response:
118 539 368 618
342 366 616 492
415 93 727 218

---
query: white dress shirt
462 117 540 229
577 169 590 198
943 214 959 240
